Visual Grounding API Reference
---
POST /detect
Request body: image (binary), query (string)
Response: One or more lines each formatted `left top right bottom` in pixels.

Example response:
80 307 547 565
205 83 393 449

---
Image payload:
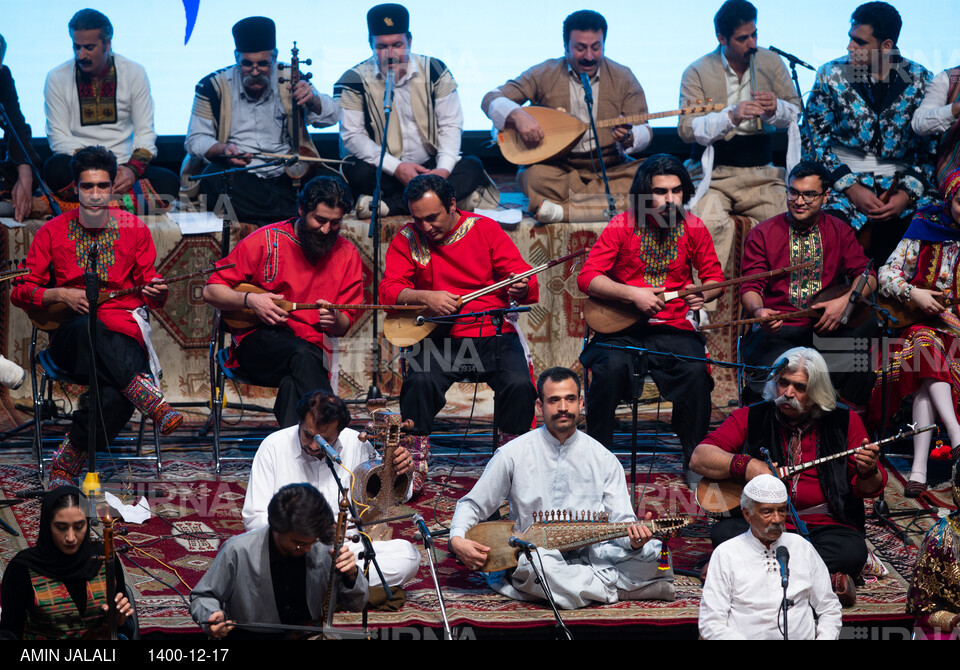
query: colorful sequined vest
23 564 108 640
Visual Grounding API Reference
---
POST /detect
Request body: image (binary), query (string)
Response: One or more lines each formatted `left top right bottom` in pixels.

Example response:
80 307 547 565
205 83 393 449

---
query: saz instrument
583 261 814 334
0 261 29 285
465 510 693 572
695 423 937 516
497 102 724 165
355 405 412 524
222 283 421 330
29 264 234 331
383 248 587 347
700 282 858 332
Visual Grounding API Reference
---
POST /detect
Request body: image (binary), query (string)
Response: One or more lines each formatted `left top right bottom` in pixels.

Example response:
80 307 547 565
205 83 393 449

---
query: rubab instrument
354 403 413 532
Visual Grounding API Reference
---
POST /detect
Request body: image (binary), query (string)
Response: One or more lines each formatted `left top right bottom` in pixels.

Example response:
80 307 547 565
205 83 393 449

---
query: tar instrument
222 283 421 330
699 282 858 332
465 511 693 572
498 102 724 165
29 264 234 331
354 402 413 527
695 424 937 516
277 42 318 187
0 260 29 285
383 248 587 347
582 261 814 334
748 52 763 132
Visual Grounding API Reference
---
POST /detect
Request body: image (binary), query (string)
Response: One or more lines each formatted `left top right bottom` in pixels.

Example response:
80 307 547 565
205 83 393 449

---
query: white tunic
450 426 671 609
699 530 842 640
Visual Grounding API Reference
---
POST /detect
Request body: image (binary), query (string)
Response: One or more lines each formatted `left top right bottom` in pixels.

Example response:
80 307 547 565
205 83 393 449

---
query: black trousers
580 325 713 469
234 326 332 428
341 155 485 216
399 332 536 436
49 316 147 451
710 517 868 579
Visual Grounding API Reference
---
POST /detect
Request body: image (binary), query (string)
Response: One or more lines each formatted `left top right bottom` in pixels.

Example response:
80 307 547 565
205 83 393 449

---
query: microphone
383 66 395 114
767 356 789 380
412 514 432 542
840 262 872 325
313 434 342 464
776 545 790 588
768 46 816 72
579 72 594 106
12 489 47 499
508 536 537 551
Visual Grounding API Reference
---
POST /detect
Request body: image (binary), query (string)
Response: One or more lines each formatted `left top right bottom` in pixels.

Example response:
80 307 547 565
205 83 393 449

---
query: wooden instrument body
465 513 692 572
277 42 317 183
354 409 410 520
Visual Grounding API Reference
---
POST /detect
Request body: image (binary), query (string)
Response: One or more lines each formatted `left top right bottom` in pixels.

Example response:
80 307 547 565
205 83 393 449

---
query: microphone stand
82 243 103 499
516 544 573 640
413 514 453 640
580 73 616 219
0 102 61 217
367 67 396 403
768 46 816 121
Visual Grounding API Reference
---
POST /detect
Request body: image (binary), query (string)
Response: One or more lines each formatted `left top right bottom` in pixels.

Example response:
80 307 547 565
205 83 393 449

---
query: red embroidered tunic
577 210 724 331
207 220 364 361
11 208 164 346
380 211 539 339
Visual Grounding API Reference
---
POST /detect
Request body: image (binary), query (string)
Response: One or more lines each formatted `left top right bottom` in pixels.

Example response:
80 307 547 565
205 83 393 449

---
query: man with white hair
691 346 885 606
699 474 842 639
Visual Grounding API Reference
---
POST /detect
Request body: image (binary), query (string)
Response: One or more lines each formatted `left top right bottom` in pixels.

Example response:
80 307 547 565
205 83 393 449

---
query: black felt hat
232 16 276 52
367 4 409 36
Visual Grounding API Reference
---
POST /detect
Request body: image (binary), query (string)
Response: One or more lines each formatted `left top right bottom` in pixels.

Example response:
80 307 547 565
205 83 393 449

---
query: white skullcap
743 474 788 504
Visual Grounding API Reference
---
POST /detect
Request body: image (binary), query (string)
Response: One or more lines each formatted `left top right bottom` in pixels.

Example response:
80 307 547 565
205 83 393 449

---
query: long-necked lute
29 264 235 331
498 102 724 165
700 283 858 332
583 261 814 334
465 511 693 572
696 423 937 516
355 407 412 524
383 248 587 347
222 283 421 329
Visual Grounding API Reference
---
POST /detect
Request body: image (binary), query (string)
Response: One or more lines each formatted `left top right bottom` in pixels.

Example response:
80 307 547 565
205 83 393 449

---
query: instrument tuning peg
706 97 712 103
357 431 369 443
303 61 313 69
277 63 287 70
367 398 387 410
364 422 375 433
400 419 415 431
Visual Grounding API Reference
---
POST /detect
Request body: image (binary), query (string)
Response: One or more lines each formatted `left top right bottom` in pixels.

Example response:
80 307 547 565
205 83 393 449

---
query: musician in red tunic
690 347 885 605
578 154 723 485
380 174 539 494
203 176 363 428
11 146 181 488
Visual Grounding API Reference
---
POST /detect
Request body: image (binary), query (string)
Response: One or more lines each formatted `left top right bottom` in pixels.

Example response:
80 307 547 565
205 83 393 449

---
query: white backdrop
3 0 959 136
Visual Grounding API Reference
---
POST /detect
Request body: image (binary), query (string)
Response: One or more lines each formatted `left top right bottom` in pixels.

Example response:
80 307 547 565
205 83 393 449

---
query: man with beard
678 0 801 274
699 474 842 639
691 347 885 606
449 367 674 609
44 9 178 205
185 16 341 225
481 9 650 223
203 176 362 427
577 154 723 485
738 161 877 411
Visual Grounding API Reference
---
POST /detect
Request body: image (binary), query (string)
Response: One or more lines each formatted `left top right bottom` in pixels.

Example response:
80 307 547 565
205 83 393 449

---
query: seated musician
334 3 491 219
481 9 650 223
241 390 420 590
380 174 538 495
578 154 722 487
449 367 674 609
0 32 43 223
202 175 363 428
191 483 367 640
802 1 937 267
11 146 182 489
739 161 877 412
690 347 885 606
184 16 341 225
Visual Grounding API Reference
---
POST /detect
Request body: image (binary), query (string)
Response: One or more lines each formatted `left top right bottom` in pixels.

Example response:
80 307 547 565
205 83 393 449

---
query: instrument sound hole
366 476 382 498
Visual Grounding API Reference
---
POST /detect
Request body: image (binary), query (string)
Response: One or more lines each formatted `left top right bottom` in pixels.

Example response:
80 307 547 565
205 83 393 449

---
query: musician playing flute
678 0 801 277
449 367 674 609
203 176 362 428
578 155 722 487
690 347 885 607
481 9 650 224
380 174 538 495
739 161 877 411
184 16 341 225
11 146 183 489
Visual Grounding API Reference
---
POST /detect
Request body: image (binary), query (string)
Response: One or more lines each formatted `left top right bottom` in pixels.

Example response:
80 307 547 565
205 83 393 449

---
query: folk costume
0 486 129 640
207 220 364 427
911 66 960 191
11 209 181 487
449 427 674 609
482 57 651 223
577 209 723 468
0 64 41 211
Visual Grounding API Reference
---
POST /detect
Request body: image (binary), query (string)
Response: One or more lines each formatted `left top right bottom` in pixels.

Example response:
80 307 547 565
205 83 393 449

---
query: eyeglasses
786 189 825 203
239 58 273 72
